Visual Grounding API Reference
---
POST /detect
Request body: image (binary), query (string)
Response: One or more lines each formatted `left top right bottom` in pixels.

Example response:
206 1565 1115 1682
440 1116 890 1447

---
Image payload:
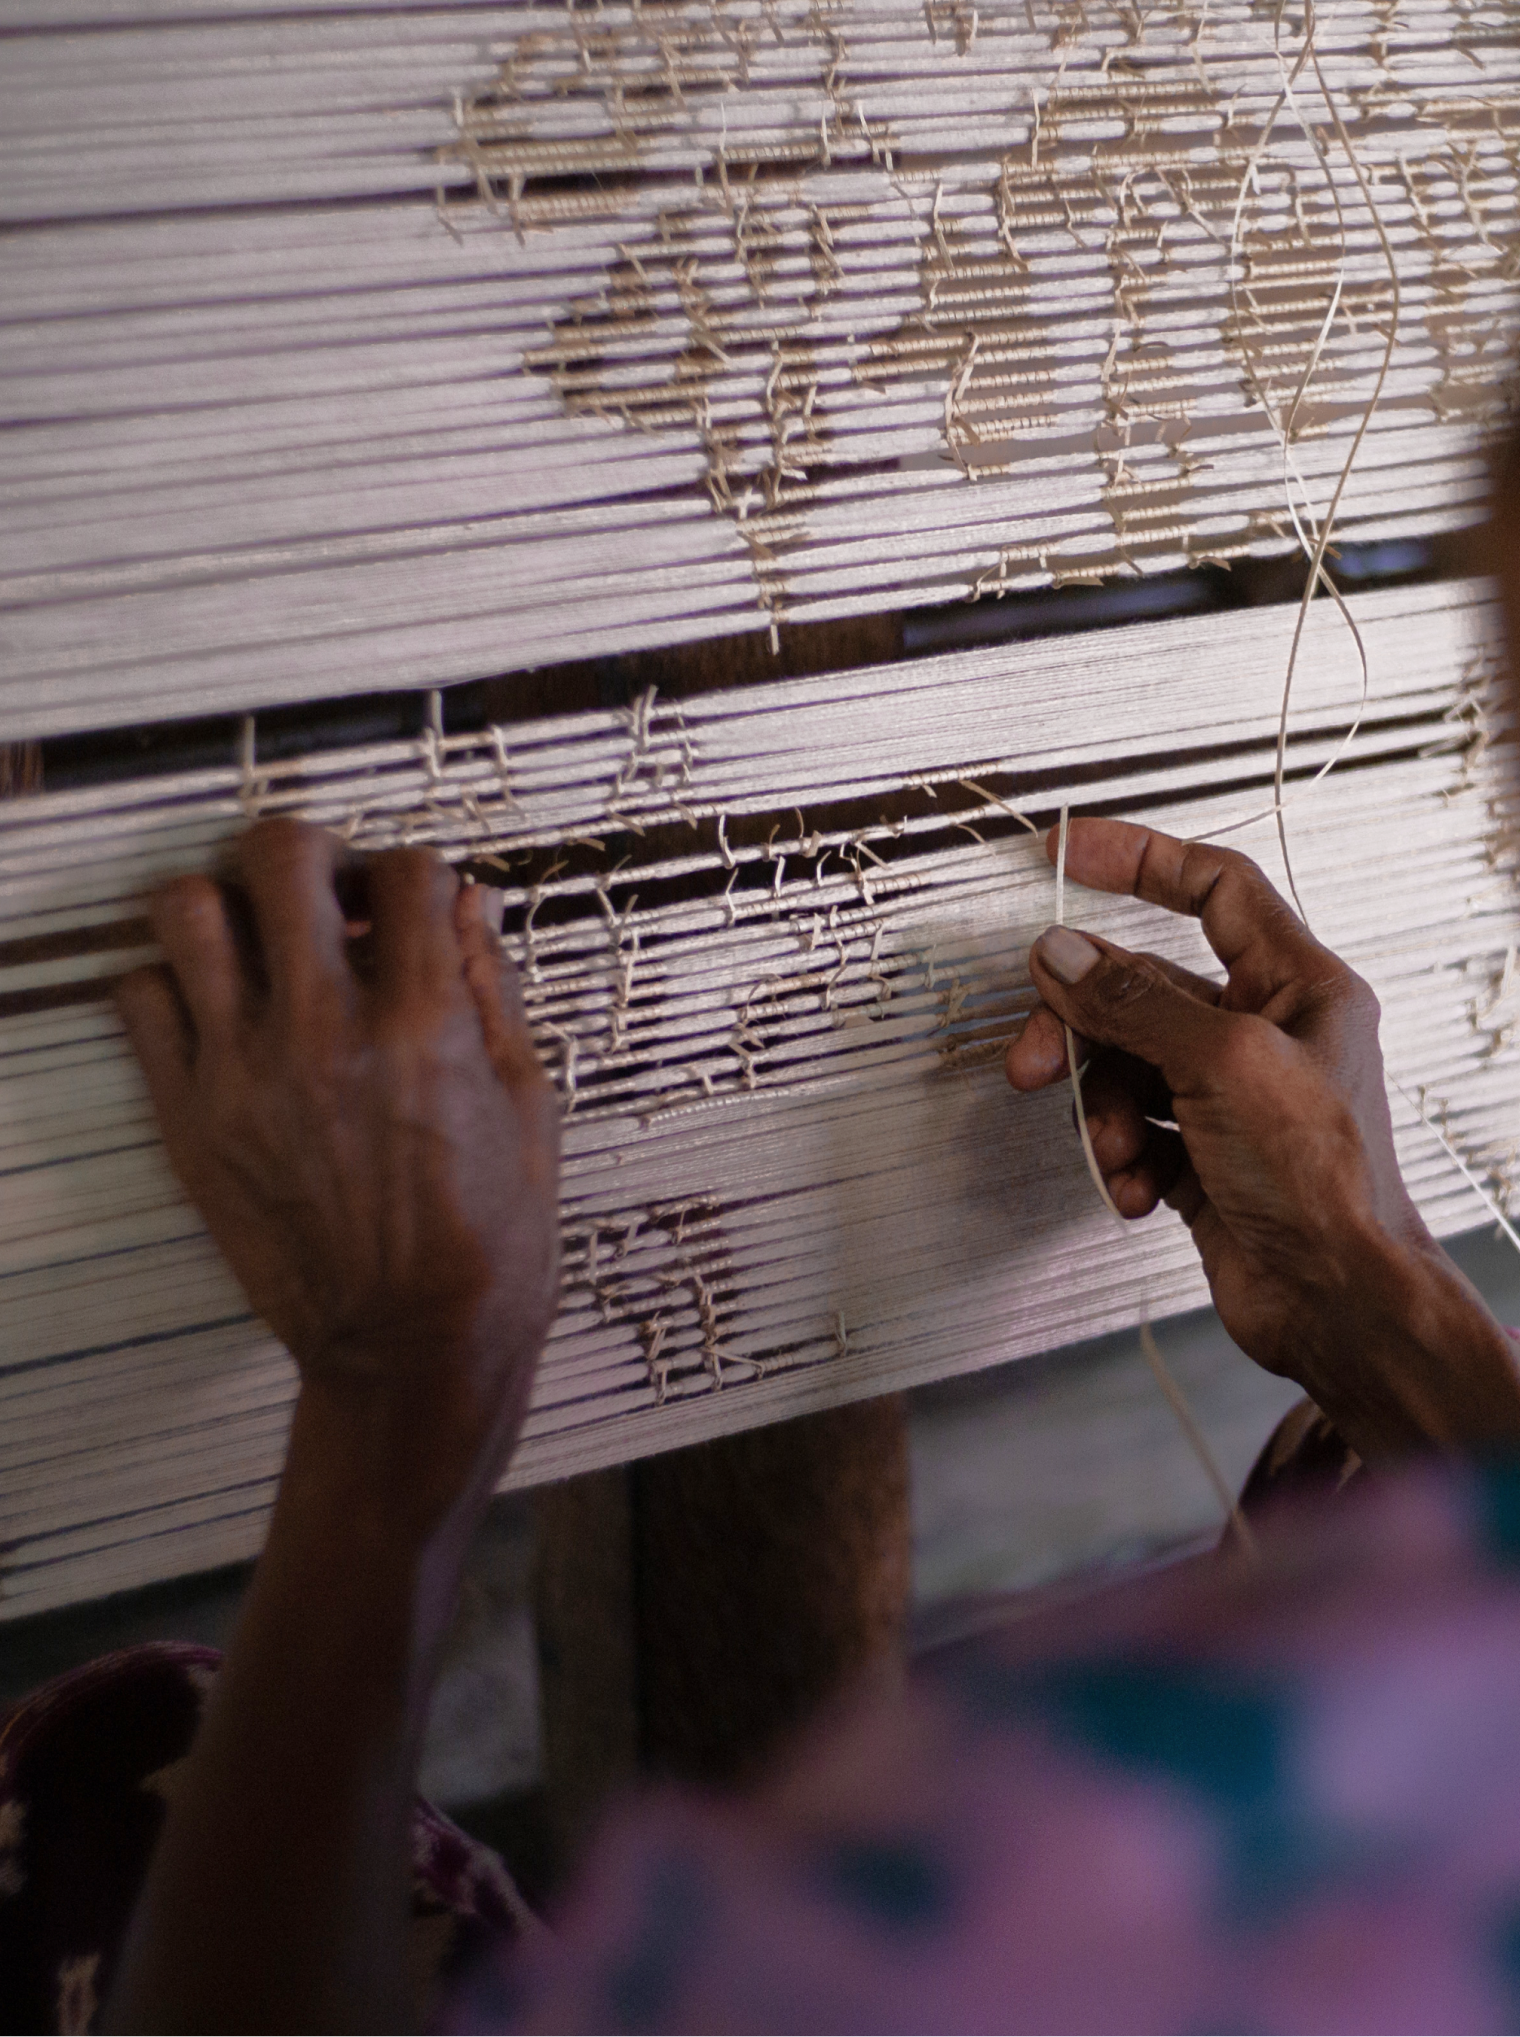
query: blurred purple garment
455 1459 1520 2035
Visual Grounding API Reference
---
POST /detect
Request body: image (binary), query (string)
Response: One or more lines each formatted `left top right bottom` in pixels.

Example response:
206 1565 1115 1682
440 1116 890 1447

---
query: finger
1029 924 1242 1099
150 875 241 1054
232 819 351 1029
1104 1122 1189 1219
114 964 195 1143
1146 951 1226 1008
1180 1193 1235 1306
366 848 462 1015
1161 1172 1248 1336
1071 1045 1188 1217
1005 1004 1086 1090
1164 1158 1207 1229
1006 945 1218 1094
478 884 507 939
1076 1049 1174 1175
1044 818 1327 1005
455 882 546 1088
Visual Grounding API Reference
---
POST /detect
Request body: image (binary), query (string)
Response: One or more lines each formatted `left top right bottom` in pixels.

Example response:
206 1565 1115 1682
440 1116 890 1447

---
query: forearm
106 1388 472 2034
1293 1227 1520 1463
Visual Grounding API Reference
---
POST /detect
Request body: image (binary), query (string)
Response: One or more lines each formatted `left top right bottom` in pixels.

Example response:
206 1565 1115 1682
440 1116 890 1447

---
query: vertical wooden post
532 1468 641 1871
634 1394 911 1787
0 745 42 799
534 1392 911 1862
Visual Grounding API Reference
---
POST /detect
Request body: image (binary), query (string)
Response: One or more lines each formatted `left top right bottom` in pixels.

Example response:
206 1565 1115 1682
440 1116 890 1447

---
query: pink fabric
465 1460 1520 2033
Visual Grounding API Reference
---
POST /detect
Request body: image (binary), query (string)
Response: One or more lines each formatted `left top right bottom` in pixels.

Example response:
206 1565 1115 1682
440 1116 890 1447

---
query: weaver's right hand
1006 818 1520 1461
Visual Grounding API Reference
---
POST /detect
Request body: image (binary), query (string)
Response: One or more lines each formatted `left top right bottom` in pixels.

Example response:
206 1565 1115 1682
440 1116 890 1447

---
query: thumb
1029 925 1230 1096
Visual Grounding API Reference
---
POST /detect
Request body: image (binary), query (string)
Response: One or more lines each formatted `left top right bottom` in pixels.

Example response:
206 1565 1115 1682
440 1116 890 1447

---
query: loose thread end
1140 1321 1260 1566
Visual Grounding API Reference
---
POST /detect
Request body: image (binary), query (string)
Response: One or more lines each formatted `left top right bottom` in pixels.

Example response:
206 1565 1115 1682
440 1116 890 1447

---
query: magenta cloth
463 1458 1520 2034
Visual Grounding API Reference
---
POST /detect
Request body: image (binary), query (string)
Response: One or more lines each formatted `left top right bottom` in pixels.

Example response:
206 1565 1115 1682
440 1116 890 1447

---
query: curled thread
1206 0 1399 923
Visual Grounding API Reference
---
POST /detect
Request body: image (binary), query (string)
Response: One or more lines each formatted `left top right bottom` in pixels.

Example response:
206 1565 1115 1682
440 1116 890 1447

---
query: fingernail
1036 926 1101 985
482 887 507 937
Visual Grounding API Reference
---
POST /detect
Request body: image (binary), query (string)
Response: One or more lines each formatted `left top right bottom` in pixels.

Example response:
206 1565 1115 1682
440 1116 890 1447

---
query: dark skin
1003 418 1520 1463
105 493 1520 2025
1005 824 1520 1461
105 823 558 2032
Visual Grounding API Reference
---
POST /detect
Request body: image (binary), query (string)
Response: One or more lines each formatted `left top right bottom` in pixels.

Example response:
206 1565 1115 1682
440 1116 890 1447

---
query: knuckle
1132 947 1176 983
1304 956 1380 1034
371 1003 433 1056
376 843 444 880
238 817 339 900
371 845 457 914
201 1067 258 1150
242 814 315 866
1213 841 1267 888
1175 838 1236 907
154 873 221 937
426 857 460 914
1181 838 1291 925
113 962 167 1032
1338 967 1381 1028
1091 952 1166 1010
1212 1013 1284 1088
1176 838 1223 888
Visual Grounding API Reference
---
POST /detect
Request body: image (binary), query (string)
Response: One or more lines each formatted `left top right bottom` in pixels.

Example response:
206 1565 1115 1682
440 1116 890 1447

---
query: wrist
1292 1224 1520 1461
285 1350 516 1540
266 1385 482 1675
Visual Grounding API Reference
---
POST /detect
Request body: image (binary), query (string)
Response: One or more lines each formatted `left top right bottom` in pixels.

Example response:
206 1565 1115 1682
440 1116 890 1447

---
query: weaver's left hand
109 827 561 2035
115 818 561 1541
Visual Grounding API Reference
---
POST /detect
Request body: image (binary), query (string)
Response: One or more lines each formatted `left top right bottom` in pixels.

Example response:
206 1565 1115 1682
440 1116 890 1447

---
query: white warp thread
3 0 1515 735
0 590 1512 1615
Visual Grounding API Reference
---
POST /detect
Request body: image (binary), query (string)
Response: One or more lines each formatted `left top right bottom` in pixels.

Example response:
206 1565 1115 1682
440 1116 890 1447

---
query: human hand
115 819 560 1541
1006 818 1520 1457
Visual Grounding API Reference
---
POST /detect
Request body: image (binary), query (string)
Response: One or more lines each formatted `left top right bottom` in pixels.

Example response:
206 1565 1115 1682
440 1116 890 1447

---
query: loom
3 0 1519 1617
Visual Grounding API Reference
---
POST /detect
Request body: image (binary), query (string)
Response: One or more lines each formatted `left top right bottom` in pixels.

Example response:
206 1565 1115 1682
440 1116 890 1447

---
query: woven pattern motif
4 0 1518 730
1 583 1516 1616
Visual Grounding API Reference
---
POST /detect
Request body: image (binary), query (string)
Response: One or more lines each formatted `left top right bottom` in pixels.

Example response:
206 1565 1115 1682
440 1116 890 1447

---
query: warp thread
1041 0 1518 1549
